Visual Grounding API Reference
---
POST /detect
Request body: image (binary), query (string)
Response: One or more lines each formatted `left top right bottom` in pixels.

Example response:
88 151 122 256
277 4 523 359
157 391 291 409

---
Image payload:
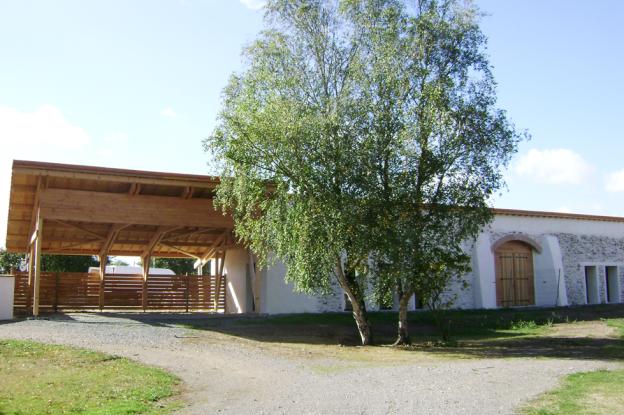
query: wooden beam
32 213 43 316
26 176 44 250
141 226 178 258
99 224 129 258
158 243 201 260
128 183 141 195
29 229 38 245
98 254 106 310
181 186 194 199
141 254 150 311
193 232 228 269
27 246 34 312
39 188 233 228
214 250 226 310
51 220 106 240
13 163 221 191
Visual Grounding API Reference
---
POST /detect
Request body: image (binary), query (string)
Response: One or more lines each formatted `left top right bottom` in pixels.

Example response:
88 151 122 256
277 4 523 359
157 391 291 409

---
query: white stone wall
554 233 624 305
226 214 624 314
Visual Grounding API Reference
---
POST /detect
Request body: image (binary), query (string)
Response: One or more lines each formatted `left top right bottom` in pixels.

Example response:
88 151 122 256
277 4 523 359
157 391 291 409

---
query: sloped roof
6 160 235 258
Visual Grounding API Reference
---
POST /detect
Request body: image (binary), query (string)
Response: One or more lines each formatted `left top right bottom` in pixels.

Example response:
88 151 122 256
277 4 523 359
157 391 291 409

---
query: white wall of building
262 260 319 314
222 213 624 314
224 248 250 314
0 276 15 320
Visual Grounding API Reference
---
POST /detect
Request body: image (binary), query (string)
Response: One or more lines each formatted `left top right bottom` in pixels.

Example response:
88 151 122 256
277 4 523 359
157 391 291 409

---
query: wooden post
185 274 189 313
54 272 60 312
32 215 43 317
141 255 150 311
214 251 226 310
98 255 106 311
26 248 34 312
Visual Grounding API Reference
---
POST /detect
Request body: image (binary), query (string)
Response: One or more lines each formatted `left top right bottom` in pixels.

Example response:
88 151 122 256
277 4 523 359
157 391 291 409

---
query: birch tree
206 0 522 346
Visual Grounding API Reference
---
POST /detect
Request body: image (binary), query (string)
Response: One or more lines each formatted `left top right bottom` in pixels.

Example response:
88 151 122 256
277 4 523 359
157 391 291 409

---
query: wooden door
495 241 535 307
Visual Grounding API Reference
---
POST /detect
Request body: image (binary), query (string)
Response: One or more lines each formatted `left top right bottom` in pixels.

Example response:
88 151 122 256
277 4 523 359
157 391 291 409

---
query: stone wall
554 233 624 305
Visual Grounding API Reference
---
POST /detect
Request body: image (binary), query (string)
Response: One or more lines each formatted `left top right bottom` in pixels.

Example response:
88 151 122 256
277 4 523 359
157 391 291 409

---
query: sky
1 0 623 251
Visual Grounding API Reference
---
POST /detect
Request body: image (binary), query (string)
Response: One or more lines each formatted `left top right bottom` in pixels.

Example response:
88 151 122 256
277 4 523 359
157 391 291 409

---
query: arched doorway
494 240 535 307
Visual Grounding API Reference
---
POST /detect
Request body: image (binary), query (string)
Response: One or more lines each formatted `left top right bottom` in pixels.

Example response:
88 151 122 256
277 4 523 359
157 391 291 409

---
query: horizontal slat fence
12 271 226 313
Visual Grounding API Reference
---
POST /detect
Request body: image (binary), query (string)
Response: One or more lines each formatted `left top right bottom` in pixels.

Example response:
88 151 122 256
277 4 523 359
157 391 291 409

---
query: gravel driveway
0 313 620 415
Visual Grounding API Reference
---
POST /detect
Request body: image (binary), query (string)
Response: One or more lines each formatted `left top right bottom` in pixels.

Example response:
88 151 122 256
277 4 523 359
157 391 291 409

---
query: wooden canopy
6 160 236 260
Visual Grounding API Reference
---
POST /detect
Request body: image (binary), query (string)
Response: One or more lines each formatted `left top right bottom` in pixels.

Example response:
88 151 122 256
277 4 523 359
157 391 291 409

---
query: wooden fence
12 271 226 313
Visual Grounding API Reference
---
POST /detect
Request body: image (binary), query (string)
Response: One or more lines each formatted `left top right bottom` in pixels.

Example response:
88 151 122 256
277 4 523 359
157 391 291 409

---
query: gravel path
0 313 620 415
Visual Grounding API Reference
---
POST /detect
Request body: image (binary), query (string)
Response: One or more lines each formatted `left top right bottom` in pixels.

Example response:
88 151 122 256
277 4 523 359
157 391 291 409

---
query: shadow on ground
10 304 624 361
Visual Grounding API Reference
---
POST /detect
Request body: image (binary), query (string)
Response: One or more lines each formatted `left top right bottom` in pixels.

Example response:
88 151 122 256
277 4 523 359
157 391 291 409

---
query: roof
6 160 624 257
6 160 235 258
492 208 624 224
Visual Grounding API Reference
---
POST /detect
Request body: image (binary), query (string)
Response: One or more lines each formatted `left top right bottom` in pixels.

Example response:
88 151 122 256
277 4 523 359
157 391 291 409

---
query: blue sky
1 0 623 248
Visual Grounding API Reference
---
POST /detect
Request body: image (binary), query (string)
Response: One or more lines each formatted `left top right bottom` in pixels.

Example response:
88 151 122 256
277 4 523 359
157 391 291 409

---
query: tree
154 258 196 275
0 248 23 273
0 249 98 273
42 255 99 272
206 0 521 345
360 0 523 344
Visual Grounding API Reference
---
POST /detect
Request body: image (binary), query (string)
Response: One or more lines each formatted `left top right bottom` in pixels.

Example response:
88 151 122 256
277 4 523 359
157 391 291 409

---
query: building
5 160 623 315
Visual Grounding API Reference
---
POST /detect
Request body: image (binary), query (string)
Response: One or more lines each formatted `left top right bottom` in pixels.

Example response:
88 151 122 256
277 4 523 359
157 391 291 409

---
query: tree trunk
334 259 373 346
394 288 414 346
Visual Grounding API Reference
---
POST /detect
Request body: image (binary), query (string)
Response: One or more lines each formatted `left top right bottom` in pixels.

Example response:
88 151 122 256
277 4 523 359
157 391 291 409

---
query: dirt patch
549 321 618 339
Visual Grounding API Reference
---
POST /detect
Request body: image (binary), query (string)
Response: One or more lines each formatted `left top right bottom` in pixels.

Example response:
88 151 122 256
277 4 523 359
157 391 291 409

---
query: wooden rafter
181 186 194 199
194 231 228 269
165 227 215 241
128 183 141 195
99 224 129 258
214 250 226 309
27 176 45 250
51 220 106 240
158 243 201 260
141 226 179 258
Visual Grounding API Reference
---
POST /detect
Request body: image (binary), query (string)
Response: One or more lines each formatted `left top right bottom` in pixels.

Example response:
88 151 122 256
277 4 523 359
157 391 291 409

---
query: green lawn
522 317 624 415
0 340 181 415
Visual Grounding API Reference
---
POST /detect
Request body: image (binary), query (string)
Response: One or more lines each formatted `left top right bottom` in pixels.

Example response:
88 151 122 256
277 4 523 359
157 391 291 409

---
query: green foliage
0 249 98 273
42 255 99 272
0 340 180 415
206 0 522 342
0 248 23 273
154 258 196 275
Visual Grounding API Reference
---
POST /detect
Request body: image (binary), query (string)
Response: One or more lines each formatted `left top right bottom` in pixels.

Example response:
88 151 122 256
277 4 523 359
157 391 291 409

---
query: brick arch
491 234 542 254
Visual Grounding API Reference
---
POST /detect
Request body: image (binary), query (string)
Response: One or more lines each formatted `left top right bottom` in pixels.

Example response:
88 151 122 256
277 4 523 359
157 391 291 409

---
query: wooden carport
5 160 239 315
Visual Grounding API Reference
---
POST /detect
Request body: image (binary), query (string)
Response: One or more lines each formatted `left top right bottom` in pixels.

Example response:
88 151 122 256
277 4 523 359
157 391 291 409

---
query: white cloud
605 169 624 192
0 104 91 248
160 107 177 118
0 104 89 149
515 148 592 185
240 0 266 10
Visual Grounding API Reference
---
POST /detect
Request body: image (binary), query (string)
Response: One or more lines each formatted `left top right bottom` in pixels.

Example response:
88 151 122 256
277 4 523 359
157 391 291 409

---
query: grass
178 304 624 364
522 369 624 415
521 317 624 415
0 340 181 415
